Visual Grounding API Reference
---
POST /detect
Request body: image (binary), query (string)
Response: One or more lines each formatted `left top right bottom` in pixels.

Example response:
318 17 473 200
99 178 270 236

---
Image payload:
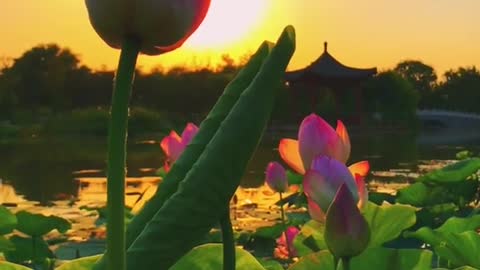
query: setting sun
184 0 269 49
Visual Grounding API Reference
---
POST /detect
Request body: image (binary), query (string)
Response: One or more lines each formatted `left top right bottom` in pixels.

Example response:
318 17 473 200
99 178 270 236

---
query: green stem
279 192 292 260
106 38 139 270
341 257 351 270
220 208 235 270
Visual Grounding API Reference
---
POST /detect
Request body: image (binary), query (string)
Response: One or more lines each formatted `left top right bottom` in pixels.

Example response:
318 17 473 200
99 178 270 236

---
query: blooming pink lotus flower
85 0 211 55
160 123 198 172
277 113 369 195
265 162 288 193
274 226 300 260
303 156 368 222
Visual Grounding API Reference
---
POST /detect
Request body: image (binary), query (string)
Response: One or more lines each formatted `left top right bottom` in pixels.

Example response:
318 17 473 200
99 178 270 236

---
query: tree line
0 44 479 127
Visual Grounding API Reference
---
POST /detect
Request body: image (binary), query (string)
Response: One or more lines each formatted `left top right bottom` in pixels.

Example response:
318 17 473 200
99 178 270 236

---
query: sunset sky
2 0 480 77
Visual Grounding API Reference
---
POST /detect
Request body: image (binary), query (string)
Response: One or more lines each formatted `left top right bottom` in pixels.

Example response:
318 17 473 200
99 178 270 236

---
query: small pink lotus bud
265 162 288 193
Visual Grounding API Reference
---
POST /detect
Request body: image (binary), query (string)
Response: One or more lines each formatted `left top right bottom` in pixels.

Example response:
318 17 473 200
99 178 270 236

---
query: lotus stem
279 192 292 260
341 257 351 270
106 37 139 270
220 208 236 270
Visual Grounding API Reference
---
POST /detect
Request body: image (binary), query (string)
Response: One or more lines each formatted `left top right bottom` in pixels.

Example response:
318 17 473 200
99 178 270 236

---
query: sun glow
184 0 269 49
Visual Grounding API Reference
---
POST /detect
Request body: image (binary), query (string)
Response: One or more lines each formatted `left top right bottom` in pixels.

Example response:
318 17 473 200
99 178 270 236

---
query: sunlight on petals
335 120 351 162
354 174 369 210
278 139 305 174
348 160 370 178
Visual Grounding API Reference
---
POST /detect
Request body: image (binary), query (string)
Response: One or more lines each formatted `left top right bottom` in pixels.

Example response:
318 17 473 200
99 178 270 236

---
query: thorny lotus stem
220 208 236 270
279 192 292 260
106 38 139 270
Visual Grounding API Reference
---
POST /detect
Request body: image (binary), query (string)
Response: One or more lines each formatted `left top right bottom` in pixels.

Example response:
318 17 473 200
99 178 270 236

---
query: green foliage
416 158 480 183
0 235 14 252
4 235 54 264
0 205 17 234
405 215 480 268
0 261 32 270
15 211 71 237
396 158 480 207
170 244 266 270
288 248 432 270
55 255 102 270
101 26 297 270
430 66 480 112
362 202 417 248
393 60 437 107
364 71 419 125
293 220 326 256
123 37 274 251
257 258 284 270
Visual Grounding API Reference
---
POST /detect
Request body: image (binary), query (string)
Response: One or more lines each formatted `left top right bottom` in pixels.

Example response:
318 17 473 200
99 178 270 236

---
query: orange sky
1 0 480 77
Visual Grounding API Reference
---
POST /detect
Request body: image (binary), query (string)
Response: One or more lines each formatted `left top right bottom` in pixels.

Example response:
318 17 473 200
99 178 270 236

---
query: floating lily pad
16 211 71 236
4 235 54 264
169 243 266 270
56 255 102 270
0 235 14 252
0 205 17 234
417 158 480 183
0 261 32 270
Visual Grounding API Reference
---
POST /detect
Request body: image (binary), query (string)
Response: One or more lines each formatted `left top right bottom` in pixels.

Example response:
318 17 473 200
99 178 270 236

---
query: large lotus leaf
0 235 14 252
287 250 335 270
55 255 102 270
254 224 286 239
124 35 274 249
15 211 71 236
0 206 17 234
258 258 284 270
405 214 480 245
434 267 478 270
347 247 433 270
0 261 32 270
434 231 480 268
396 180 478 207
169 244 266 270
417 158 480 183
4 235 54 264
362 202 416 247
292 220 326 256
405 215 480 268
113 26 297 270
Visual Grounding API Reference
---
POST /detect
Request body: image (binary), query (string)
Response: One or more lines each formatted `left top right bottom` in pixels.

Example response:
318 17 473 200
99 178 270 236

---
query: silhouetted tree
2 44 81 113
364 71 419 125
433 66 480 112
394 60 437 107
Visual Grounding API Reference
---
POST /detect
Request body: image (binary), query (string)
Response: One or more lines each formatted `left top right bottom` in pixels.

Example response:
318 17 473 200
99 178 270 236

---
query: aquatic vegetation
160 122 199 172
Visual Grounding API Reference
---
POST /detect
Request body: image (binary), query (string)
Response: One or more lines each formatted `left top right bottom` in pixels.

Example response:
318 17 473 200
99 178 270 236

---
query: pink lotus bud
265 162 288 193
324 183 370 258
85 0 211 55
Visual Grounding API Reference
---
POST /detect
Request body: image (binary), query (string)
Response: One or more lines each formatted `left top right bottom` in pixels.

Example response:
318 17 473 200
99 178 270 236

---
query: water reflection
0 130 479 204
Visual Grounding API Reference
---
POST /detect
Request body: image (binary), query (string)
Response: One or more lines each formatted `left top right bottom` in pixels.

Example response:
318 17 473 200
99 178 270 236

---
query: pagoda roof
286 42 377 82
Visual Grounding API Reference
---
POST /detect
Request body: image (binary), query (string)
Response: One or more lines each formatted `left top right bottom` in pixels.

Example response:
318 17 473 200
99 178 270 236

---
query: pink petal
276 226 300 258
307 198 326 222
355 174 369 211
335 120 351 163
181 122 199 146
348 160 370 178
265 162 288 193
278 139 305 174
298 114 341 169
160 131 184 162
305 156 359 211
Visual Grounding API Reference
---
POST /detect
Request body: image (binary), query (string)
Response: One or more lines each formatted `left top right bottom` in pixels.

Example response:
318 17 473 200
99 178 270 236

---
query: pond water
1 127 480 204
